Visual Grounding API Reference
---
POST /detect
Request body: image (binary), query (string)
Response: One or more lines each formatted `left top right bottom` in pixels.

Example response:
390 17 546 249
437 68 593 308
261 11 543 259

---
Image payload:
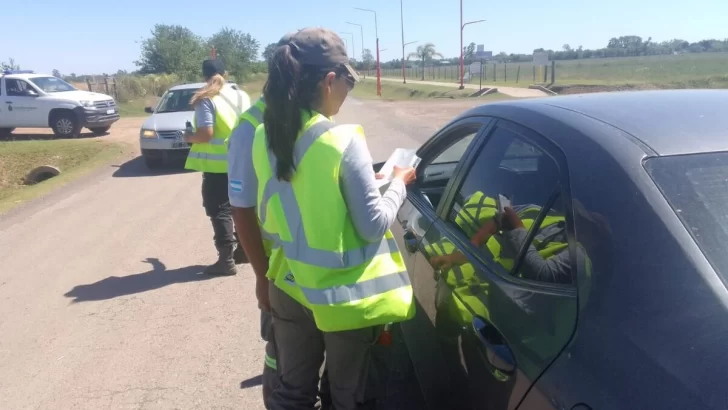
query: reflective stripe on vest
257 122 401 271
253 115 414 332
186 88 245 173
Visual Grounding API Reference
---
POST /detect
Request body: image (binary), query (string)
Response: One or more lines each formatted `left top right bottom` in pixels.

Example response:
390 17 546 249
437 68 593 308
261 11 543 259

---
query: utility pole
355 7 381 96
459 0 485 89
346 22 364 61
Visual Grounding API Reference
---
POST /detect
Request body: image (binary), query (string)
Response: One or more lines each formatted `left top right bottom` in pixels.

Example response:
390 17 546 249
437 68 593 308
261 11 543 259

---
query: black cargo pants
201 172 236 248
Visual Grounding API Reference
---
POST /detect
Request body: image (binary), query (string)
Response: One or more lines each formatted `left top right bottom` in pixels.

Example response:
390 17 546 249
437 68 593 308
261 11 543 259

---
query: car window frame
438 118 579 292
413 116 495 218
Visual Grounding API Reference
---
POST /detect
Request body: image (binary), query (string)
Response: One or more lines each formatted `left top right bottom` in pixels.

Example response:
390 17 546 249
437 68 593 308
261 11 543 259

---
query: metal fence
363 62 554 86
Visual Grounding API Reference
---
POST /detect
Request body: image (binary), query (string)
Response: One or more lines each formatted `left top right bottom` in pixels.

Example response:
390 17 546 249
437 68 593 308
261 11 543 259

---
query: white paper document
375 148 420 189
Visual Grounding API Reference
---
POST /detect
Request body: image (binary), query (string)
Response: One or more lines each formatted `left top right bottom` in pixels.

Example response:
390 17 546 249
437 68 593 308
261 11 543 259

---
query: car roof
169 82 239 91
476 90 728 156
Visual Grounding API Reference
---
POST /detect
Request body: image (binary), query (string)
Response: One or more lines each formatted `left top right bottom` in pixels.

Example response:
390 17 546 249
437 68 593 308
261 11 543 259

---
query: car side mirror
24 90 39 97
144 106 153 114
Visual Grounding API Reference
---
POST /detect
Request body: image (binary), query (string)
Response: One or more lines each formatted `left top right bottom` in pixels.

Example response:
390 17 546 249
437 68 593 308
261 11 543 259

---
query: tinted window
446 125 572 283
5 79 33 96
646 153 728 285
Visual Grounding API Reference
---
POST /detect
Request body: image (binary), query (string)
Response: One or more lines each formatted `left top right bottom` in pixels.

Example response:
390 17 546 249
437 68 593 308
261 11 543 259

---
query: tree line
5 32 728 80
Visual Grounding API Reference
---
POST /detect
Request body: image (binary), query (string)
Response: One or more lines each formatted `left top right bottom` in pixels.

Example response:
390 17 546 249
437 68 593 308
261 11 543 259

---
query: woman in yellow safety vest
184 59 250 275
245 27 416 409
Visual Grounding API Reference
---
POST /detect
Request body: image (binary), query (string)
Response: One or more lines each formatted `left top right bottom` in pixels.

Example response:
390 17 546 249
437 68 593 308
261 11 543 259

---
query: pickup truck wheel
51 112 81 138
89 126 111 136
0 128 15 137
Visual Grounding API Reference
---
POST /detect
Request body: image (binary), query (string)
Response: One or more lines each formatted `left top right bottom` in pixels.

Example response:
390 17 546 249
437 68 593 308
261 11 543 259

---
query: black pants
201 172 235 248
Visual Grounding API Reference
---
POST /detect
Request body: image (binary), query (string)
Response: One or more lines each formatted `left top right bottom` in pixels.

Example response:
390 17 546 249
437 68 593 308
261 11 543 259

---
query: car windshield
155 89 197 113
646 152 728 284
29 77 76 92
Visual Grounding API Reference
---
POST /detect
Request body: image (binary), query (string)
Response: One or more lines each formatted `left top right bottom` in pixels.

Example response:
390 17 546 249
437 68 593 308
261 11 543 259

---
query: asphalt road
0 97 481 409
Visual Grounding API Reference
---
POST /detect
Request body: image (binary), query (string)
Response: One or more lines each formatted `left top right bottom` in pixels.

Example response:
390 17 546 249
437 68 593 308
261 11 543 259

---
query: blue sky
4 0 727 75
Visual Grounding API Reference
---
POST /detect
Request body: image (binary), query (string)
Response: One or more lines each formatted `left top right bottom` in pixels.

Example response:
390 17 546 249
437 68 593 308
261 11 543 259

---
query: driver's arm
186 98 214 143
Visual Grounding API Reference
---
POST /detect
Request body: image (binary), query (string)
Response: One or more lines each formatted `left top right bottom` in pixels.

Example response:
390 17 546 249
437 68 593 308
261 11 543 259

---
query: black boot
203 244 237 275
233 243 248 264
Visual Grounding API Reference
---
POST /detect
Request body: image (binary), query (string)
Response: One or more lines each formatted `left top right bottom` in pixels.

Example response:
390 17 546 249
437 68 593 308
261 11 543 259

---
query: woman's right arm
339 135 413 242
186 99 215 143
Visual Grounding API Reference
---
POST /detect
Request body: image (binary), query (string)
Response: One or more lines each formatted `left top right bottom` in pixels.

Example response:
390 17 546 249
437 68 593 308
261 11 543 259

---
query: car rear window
646 153 728 284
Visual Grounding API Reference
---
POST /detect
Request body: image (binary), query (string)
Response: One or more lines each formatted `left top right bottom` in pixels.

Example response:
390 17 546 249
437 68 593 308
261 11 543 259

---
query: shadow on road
0 131 101 141
112 156 192 178
64 258 211 303
240 374 263 389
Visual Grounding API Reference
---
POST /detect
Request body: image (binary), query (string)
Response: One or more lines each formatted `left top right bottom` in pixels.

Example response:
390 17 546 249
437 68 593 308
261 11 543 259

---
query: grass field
0 139 123 213
372 52 728 89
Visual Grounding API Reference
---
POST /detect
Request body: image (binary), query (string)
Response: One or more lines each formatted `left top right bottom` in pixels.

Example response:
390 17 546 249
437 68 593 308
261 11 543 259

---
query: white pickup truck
0 70 120 138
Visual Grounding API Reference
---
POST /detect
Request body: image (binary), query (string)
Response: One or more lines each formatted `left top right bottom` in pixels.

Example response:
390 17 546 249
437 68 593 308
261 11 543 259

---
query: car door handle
5 101 12 104
472 317 516 374
402 229 418 253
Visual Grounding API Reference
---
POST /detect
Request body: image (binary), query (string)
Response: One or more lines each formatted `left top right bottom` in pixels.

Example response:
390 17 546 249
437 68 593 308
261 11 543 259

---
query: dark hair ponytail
263 44 329 181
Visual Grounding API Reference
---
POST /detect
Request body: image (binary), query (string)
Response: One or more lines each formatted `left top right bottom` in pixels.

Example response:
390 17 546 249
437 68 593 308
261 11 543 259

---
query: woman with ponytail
184 59 251 275
247 27 416 409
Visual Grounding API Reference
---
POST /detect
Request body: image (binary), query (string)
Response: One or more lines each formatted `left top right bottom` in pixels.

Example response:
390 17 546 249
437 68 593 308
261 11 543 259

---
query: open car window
417 126 483 210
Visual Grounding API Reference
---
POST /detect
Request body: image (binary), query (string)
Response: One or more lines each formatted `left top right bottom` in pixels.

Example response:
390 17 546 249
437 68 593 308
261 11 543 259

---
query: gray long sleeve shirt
501 224 587 284
228 123 407 243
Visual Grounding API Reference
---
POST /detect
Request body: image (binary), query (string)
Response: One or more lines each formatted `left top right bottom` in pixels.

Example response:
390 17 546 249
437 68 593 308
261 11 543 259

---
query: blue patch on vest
229 180 242 192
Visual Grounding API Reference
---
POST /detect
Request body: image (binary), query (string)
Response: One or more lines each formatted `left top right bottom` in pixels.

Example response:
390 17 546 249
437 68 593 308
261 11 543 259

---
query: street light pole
355 7 381 96
459 0 486 89
340 32 355 62
345 22 364 61
400 0 406 84
402 41 417 84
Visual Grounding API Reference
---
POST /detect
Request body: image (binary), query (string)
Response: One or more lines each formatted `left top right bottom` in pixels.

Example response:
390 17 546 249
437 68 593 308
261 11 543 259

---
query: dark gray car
391 90 728 410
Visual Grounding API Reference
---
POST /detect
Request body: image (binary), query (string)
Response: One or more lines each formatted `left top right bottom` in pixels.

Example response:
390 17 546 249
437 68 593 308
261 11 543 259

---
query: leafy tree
361 49 375 71
262 43 278 63
408 43 443 80
135 24 207 80
52 69 62 78
207 27 260 80
463 42 476 64
1 58 20 71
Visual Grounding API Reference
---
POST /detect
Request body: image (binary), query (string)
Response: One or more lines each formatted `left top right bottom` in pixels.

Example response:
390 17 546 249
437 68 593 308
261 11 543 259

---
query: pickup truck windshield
29 77 76 92
156 89 197 113
646 152 728 285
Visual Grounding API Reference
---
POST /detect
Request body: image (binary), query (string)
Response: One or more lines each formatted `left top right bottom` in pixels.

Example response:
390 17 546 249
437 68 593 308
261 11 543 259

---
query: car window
446 124 572 284
646 152 728 286
28 76 75 93
417 125 482 210
6 79 32 96
156 89 197 113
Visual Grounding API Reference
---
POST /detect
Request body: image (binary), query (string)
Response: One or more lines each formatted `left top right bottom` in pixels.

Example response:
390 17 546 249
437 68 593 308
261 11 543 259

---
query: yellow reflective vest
185 87 248 173
252 110 415 332
229 97 274 256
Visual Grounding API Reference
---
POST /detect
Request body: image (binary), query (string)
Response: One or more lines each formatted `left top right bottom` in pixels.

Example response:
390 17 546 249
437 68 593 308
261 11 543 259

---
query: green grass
375 52 728 89
119 99 151 117
240 73 268 99
352 78 511 100
0 139 124 213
